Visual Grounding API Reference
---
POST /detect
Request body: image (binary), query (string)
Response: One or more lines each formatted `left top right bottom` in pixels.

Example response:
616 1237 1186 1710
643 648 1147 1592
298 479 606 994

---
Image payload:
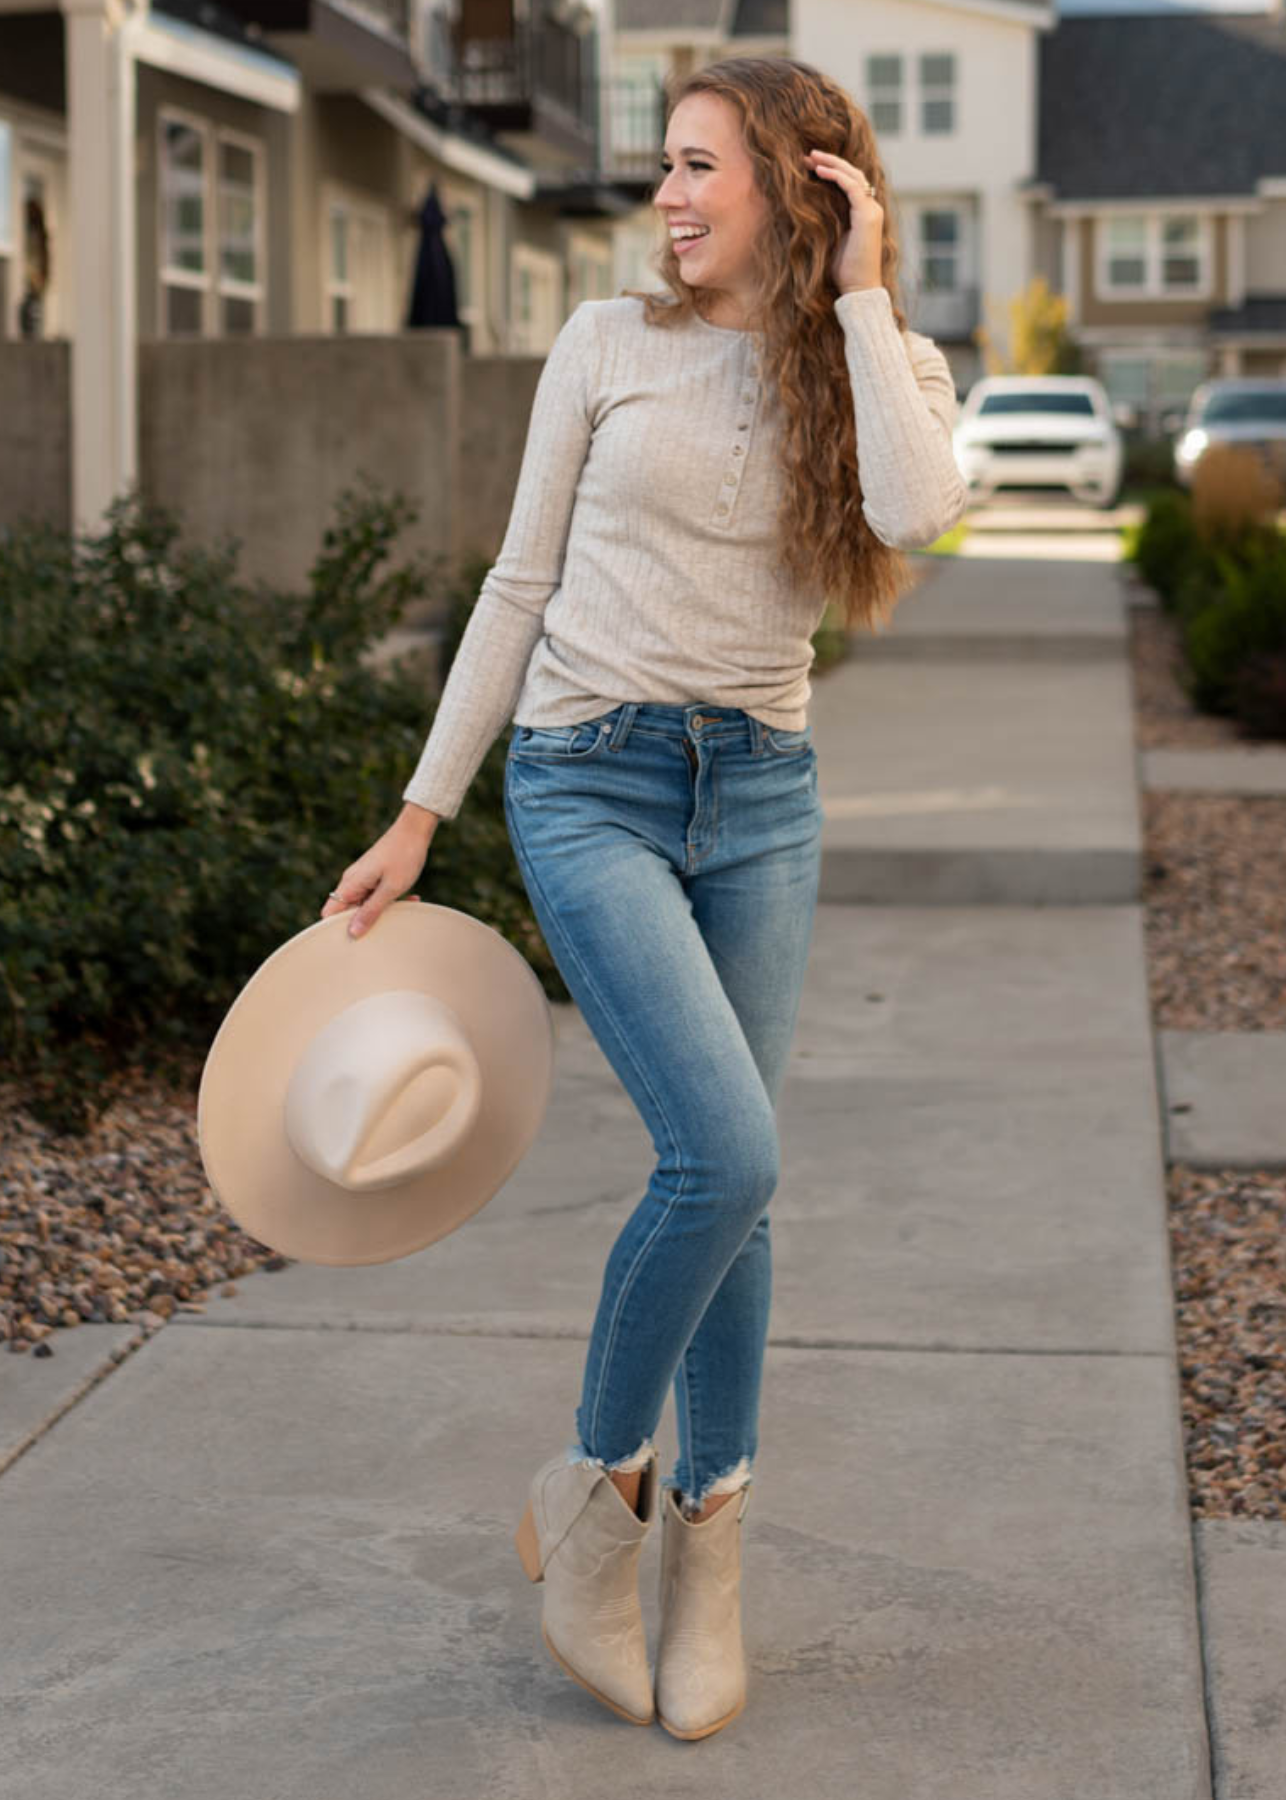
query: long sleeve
401 302 601 820
834 285 969 551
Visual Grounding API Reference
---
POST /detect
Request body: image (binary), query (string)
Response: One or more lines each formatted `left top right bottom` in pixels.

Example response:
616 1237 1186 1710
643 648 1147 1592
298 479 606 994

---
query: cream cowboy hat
197 900 554 1266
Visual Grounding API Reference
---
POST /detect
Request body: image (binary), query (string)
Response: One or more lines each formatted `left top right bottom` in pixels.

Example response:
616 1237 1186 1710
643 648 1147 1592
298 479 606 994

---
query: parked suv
1172 377 1286 489
952 375 1124 508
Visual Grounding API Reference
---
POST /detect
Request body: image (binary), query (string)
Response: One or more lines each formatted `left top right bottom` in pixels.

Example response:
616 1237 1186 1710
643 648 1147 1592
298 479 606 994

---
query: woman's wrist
397 800 440 839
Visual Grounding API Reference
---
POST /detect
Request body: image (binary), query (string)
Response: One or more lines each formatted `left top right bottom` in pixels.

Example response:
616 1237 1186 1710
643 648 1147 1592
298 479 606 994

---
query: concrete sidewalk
0 543 1220 1797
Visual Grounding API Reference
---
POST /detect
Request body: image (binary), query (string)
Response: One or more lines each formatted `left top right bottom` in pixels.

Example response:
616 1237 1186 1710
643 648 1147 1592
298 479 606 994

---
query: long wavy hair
621 56 916 634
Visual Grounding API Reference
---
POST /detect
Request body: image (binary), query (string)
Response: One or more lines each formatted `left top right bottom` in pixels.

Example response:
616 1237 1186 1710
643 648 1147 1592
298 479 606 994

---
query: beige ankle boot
653 1483 751 1739
514 1447 658 1725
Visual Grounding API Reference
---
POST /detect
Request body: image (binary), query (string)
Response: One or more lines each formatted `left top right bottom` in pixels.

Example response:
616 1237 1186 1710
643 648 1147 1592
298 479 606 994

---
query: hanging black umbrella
405 183 461 330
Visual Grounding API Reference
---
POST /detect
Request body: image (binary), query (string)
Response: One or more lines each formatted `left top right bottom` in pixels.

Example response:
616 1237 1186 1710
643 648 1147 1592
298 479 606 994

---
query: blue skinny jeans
502 700 823 1518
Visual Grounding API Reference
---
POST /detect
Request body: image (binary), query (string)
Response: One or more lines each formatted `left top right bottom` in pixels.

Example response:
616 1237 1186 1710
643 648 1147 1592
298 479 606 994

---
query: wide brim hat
197 900 554 1266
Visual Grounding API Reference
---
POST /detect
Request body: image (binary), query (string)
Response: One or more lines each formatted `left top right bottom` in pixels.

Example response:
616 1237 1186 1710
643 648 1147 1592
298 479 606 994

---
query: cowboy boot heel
654 1483 752 1740
514 1446 659 1725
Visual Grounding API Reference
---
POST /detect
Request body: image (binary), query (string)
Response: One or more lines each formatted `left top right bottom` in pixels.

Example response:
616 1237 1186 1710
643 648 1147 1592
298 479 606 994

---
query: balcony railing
427 6 597 135
600 75 668 185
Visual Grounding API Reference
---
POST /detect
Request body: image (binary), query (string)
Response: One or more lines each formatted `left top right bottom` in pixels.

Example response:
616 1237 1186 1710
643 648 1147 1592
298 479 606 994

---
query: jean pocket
763 724 814 757
509 717 613 763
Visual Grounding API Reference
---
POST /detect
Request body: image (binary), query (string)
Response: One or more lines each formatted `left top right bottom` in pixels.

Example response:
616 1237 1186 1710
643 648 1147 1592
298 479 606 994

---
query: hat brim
197 901 554 1266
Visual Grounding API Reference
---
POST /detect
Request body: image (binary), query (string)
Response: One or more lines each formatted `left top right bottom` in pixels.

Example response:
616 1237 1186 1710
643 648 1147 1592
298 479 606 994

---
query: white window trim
157 104 266 335
321 182 394 334
510 241 562 355
1095 211 1213 302
216 123 267 322
567 228 612 308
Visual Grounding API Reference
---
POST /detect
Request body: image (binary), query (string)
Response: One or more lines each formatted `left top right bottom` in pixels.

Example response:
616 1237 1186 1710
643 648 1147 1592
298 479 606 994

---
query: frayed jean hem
661 1454 754 1521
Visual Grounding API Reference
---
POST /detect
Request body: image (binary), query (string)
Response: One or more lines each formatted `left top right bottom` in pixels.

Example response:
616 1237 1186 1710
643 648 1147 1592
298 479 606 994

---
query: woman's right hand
320 806 439 939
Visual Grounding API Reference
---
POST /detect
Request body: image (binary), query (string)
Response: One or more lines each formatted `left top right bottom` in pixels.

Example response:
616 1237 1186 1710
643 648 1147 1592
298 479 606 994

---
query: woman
320 55 966 1740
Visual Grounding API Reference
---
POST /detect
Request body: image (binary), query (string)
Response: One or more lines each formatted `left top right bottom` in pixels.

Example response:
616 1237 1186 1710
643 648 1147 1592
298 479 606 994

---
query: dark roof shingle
1037 14 1286 198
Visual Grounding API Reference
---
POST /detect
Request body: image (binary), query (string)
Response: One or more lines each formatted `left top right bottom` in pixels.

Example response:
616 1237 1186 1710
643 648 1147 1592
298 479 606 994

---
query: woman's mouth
671 227 711 256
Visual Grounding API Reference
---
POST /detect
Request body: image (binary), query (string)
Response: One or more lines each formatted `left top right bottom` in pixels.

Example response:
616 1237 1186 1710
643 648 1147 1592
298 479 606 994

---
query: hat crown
283 988 483 1193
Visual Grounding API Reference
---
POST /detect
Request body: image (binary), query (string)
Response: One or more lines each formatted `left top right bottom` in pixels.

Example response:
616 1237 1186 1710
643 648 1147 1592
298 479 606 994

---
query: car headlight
1177 429 1208 462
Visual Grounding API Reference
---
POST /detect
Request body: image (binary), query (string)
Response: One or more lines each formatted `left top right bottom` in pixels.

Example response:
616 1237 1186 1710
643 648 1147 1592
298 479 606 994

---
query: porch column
60 0 137 531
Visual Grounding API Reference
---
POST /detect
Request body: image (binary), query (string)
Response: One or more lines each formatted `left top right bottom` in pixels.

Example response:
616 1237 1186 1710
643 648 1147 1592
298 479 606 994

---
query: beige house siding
1078 213 1226 328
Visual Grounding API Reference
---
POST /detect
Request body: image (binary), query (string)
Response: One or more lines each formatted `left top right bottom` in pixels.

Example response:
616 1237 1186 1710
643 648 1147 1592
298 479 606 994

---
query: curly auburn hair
621 54 918 635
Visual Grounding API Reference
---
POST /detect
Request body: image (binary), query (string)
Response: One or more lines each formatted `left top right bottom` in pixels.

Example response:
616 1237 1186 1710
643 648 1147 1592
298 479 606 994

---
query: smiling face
654 93 772 325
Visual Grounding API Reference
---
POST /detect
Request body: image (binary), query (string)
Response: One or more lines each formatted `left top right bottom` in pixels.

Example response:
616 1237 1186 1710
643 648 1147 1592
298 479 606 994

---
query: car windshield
1198 390 1286 424
976 392 1096 416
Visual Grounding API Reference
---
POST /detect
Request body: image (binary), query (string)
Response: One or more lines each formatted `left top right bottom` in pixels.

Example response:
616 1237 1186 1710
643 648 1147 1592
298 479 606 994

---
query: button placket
712 360 758 528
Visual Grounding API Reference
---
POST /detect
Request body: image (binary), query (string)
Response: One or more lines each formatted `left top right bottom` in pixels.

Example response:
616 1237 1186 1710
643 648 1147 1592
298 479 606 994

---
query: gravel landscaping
0 1054 281 1358
1129 593 1286 1520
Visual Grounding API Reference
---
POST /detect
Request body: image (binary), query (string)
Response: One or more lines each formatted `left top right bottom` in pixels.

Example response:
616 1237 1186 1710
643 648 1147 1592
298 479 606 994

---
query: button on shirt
403 286 967 819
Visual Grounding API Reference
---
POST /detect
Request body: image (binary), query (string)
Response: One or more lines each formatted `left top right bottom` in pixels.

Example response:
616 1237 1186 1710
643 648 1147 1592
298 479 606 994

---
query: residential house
0 0 630 526
795 0 1057 391
1028 4 1286 431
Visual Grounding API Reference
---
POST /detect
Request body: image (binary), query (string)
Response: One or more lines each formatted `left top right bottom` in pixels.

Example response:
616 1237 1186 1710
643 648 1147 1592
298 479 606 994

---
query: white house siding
794 0 1052 385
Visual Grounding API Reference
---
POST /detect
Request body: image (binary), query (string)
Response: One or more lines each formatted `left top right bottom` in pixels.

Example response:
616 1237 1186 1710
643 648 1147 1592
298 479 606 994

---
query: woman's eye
660 161 710 172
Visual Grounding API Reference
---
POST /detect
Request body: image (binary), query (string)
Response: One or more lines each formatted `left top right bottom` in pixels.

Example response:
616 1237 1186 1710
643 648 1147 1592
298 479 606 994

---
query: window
569 233 613 309
158 110 264 336
920 54 955 134
1161 217 1201 288
920 210 960 291
510 243 560 354
866 55 902 134
324 192 393 332
1105 217 1147 289
978 392 1096 417
1098 213 1210 299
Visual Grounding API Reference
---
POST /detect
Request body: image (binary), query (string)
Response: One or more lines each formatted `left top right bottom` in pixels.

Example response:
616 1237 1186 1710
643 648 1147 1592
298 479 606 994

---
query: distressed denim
502 700 824 1517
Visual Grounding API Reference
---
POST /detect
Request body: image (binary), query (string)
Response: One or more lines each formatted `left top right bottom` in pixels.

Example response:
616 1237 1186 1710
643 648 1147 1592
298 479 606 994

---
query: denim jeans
502 700 824 1517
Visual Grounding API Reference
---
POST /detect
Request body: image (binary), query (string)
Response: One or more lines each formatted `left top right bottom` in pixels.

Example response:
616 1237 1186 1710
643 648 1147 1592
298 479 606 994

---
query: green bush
1128 489 1208 608
0 484 566 1135
1181 530 1286 728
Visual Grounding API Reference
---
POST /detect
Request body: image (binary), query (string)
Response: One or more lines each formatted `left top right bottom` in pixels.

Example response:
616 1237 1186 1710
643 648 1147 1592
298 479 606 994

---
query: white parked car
952 375 1125 508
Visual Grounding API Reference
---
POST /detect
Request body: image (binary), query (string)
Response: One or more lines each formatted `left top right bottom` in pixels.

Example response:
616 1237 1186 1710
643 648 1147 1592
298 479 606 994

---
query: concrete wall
457 351 543 563
3 333 548 596
0 341 71 533
138 332 463 591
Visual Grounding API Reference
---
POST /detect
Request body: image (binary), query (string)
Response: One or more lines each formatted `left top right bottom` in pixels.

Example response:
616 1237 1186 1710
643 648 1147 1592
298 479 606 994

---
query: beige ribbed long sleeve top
402 283 967 820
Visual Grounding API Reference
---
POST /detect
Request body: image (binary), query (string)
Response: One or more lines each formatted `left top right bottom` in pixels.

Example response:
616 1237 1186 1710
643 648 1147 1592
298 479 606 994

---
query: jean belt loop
748 714 766 757
608 703 637 752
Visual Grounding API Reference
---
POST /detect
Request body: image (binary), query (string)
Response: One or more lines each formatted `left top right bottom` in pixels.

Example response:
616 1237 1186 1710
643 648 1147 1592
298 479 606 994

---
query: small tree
973 276 1083 377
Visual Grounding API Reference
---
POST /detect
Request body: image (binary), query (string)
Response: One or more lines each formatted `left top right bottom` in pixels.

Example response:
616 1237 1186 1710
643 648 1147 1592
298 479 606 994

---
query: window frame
321 182 394 334
1095 211 1213 302
157 105 266 338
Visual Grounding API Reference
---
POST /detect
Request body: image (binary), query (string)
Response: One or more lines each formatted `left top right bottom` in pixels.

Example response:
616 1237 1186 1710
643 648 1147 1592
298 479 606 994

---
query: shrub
1181 528 1286 726
0 484 566 1135
1129 489 1207 608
